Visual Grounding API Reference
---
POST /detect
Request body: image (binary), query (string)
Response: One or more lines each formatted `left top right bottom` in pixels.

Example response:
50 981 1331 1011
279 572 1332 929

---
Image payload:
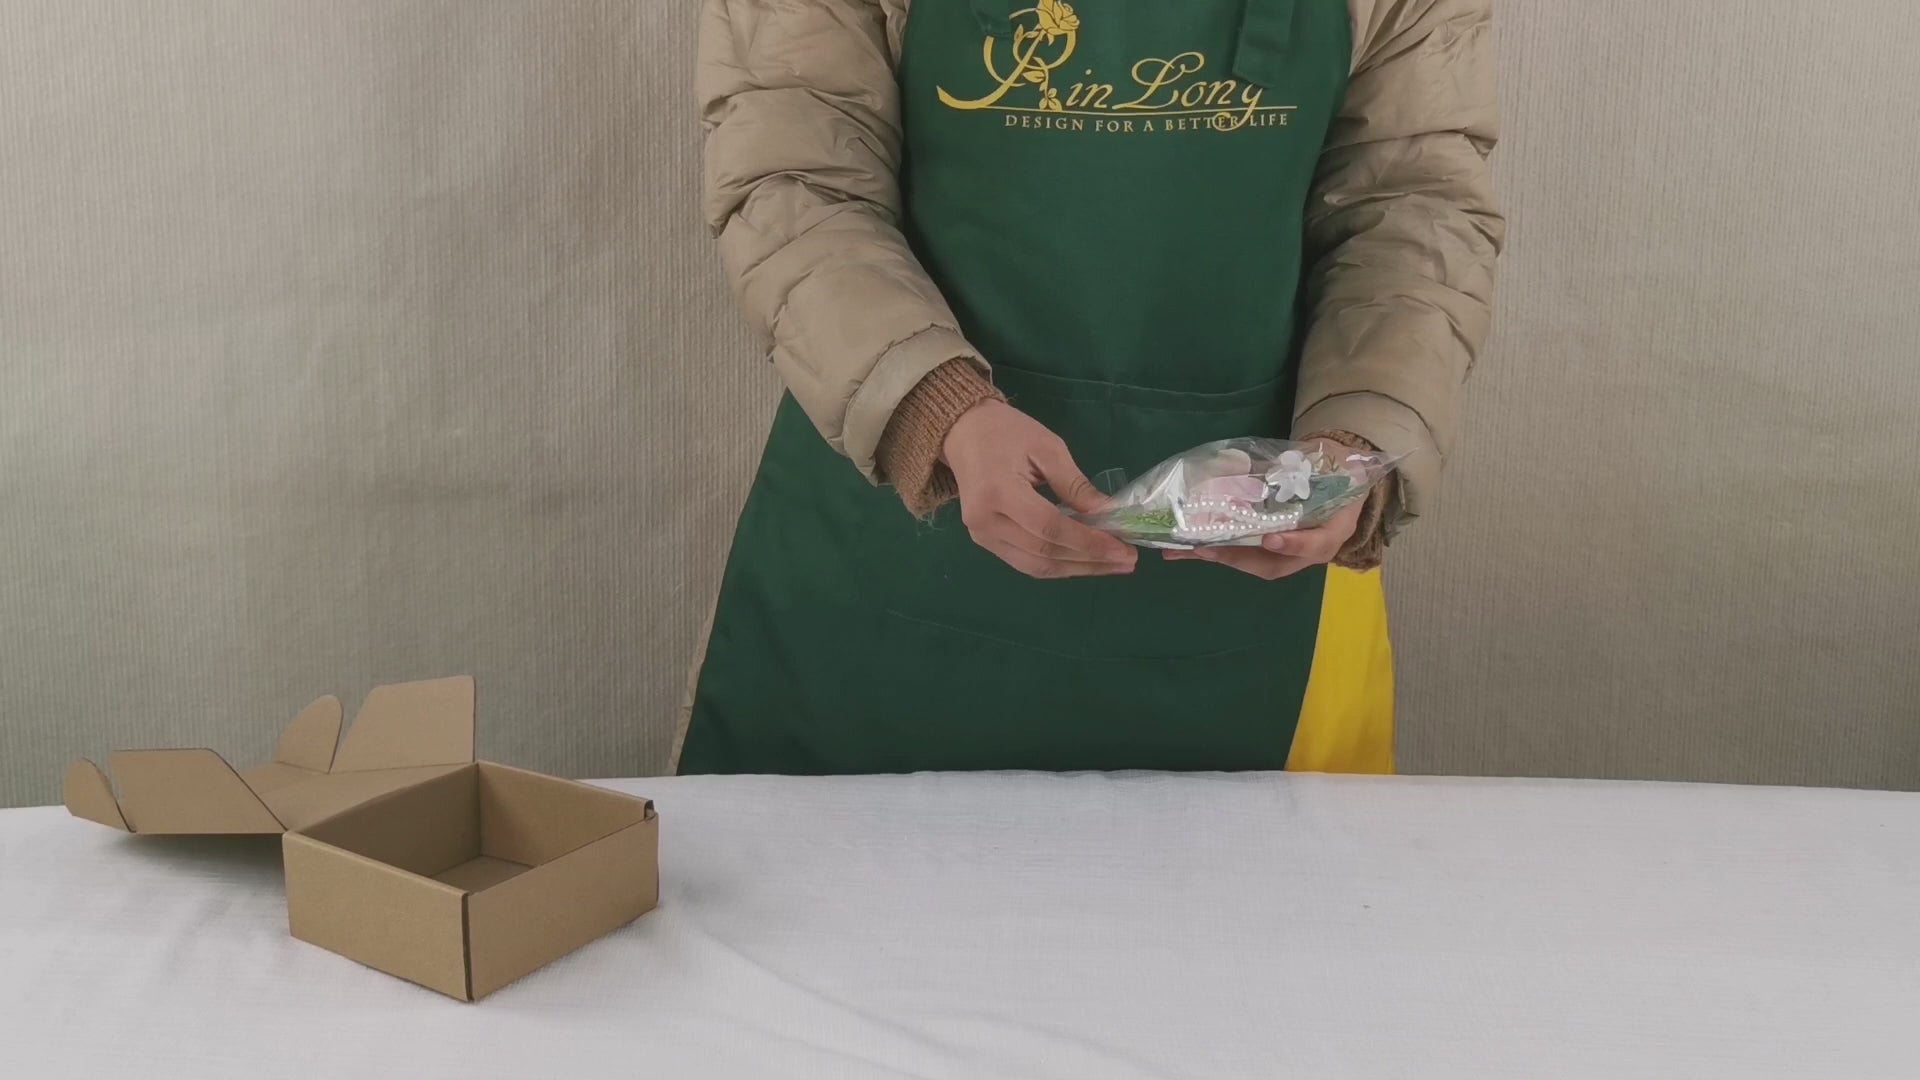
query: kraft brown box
63 676 659 1001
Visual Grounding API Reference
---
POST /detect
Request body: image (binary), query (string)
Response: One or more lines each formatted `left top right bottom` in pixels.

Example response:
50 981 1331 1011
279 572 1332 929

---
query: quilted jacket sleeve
1292 0 1506 535
698 0 985 478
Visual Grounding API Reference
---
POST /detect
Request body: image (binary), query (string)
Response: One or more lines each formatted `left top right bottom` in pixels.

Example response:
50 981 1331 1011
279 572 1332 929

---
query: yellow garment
1288 567 1396 774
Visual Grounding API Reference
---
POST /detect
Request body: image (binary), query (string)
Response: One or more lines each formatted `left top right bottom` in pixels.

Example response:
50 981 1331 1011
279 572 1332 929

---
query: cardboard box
63 676 659 1001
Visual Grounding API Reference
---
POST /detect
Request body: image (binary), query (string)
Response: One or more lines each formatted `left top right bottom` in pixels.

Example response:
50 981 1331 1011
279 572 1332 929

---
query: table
3 772 1916 1078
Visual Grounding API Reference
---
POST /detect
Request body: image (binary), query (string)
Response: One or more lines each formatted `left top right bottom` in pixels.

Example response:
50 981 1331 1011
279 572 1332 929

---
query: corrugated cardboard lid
64 676 477 836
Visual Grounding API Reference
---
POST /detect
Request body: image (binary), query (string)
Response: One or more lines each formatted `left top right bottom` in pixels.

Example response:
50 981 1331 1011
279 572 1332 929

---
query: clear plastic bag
1073 438 1398 550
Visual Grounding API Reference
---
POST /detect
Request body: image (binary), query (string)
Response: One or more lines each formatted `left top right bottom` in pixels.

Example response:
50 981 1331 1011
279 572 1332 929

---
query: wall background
3 0 1916 806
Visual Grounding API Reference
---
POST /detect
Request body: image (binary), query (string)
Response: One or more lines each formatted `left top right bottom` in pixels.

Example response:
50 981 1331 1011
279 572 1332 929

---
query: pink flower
1189 475 1267 504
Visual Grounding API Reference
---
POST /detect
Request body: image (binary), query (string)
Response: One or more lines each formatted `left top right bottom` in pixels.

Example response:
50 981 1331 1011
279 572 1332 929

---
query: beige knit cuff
875 358 1004 517
1301 429 1394 572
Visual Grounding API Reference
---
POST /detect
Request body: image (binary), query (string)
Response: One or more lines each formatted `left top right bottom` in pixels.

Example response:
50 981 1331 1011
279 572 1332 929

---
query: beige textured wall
2 1 1916 806
1397 0 1920 788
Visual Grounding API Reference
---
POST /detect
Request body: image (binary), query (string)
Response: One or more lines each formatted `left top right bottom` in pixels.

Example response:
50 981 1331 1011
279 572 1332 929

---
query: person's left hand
1161 496 1364 580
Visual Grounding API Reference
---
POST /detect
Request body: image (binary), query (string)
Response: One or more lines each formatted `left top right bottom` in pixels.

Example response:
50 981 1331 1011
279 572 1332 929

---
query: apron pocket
880 367 1325 662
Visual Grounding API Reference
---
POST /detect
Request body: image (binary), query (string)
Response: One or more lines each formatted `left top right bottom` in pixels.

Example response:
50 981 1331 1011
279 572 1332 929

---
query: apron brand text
937 2 1297 135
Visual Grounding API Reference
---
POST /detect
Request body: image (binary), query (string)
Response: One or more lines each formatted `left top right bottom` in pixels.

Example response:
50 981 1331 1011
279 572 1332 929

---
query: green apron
681 0 1383 775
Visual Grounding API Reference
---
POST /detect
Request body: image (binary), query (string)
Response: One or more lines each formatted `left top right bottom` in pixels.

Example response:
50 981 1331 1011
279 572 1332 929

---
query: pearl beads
1172 497 1296 540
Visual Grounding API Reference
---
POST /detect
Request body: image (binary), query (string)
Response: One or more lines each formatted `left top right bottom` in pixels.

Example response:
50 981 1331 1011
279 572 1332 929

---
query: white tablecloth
3 772 1916 1078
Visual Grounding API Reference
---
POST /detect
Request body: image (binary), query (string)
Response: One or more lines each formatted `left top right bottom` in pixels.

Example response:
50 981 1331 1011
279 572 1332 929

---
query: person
676 0 1504 775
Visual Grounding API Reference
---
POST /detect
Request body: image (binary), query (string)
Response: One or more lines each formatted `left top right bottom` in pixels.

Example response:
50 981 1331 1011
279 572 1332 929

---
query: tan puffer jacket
699 0 1504 538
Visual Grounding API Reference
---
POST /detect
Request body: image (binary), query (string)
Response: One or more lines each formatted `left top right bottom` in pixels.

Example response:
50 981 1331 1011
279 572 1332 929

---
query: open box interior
284 760 658 1000
298 762 652 891
66 676 661 1000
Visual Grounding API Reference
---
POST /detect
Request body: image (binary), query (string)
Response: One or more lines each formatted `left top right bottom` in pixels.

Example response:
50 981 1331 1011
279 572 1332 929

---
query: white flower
1264 450 1313 502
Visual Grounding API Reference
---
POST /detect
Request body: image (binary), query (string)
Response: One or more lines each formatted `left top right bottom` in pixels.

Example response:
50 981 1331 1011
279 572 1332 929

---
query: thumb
1033 438 1107 514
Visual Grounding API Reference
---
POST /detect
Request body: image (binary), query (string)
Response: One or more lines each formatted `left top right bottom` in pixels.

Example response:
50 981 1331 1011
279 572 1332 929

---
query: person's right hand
941 400 1138 580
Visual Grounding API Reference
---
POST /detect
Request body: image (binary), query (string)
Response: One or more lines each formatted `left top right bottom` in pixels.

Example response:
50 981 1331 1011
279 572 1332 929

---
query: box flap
63 759 130 832
332 676 475 772
240 762 321 797
108 749 285 834
275 695 343 772
64 676 476 837
257 763 471 833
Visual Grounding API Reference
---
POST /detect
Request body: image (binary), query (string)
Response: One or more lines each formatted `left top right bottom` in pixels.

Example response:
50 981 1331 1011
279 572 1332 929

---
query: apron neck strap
970 0 1015 39
1233 0 1298 89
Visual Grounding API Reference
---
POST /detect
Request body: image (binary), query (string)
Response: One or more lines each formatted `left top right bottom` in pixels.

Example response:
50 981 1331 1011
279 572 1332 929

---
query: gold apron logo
936 1 1294 133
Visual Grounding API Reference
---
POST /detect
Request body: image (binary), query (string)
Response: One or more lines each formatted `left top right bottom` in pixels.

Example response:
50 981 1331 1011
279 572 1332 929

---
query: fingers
1259 525 1345 565
1030 437 1109 515
1165 494 1362 579
991 526 1136 576
1170 514 1358 579
1164 545 1315 581
1003 491 1137 565
1207 546 1316 580
978 531 1135 578
946 411 1137 580
989 543 1130 580
1260 498 1364 564
963 489 1136 580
